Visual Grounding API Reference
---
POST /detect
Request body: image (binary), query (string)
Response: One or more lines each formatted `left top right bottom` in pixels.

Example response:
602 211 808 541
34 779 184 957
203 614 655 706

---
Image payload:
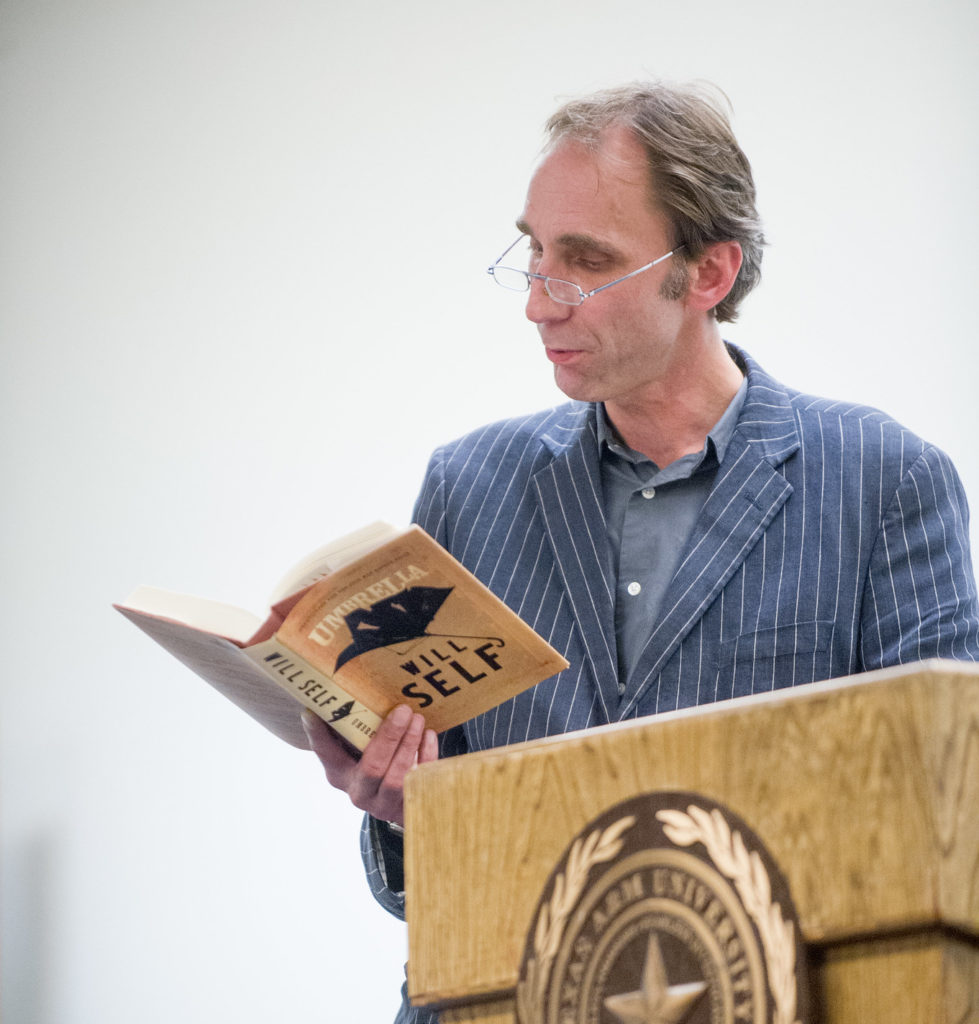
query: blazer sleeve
860 443 979 667
360 816 406 919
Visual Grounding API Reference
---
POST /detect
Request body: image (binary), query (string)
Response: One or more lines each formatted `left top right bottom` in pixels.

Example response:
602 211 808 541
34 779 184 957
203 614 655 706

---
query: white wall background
2 1 977 1021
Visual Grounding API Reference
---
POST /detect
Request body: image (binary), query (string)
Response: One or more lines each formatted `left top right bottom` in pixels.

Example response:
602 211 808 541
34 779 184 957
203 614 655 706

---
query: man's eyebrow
555 233 622 260
513 221 623 260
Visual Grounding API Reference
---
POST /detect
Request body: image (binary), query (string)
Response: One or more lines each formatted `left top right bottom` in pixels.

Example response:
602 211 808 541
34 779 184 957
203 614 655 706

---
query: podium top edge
417 657 978 775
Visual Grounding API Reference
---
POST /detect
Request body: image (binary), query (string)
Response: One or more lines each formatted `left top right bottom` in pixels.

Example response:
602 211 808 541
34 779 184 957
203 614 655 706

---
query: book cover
116 525 568 752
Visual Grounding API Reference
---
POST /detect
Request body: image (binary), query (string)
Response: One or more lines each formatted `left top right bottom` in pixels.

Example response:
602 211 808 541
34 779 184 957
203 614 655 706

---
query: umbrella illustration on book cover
334 585 503 671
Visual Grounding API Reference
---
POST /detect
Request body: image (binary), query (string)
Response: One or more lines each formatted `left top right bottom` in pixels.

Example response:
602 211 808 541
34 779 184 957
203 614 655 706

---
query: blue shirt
598 379 748 688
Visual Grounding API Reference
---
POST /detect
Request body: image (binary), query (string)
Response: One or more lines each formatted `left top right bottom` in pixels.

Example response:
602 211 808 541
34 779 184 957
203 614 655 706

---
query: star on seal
604 934 708 1024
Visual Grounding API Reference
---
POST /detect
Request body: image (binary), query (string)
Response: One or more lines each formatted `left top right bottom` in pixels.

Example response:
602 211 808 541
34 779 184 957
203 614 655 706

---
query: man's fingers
419 727 439 765
303 705 432 825
355 704 415 782
348 707 426 820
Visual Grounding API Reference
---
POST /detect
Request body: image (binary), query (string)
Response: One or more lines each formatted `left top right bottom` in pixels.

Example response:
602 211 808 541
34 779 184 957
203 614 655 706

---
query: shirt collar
595 374 748 471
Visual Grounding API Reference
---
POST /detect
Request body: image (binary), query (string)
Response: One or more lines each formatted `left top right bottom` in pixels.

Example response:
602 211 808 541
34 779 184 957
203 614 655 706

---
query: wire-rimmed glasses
487 236 683 306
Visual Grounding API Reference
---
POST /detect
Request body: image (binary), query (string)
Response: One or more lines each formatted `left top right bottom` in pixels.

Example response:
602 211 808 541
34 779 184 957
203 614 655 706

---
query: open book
115 523 569 752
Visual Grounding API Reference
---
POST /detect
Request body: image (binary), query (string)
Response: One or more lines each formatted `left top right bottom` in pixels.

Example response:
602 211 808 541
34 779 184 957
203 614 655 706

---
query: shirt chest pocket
712 620 835 699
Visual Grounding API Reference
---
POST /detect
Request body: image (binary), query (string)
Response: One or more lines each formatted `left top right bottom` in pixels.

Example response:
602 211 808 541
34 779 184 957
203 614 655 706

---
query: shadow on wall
6 830 59 1024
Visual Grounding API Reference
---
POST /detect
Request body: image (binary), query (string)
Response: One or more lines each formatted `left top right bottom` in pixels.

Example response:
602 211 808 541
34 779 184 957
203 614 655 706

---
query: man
302 82 979 1022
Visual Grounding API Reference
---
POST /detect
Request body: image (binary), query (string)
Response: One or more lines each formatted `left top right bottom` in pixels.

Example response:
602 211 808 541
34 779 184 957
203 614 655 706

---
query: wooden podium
403 660 979 1023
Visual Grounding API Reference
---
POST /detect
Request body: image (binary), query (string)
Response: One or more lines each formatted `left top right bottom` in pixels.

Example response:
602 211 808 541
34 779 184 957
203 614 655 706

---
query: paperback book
115 523 568 752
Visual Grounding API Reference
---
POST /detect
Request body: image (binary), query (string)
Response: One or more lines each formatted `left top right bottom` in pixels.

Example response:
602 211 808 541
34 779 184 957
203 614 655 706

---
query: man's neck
604 337 744 468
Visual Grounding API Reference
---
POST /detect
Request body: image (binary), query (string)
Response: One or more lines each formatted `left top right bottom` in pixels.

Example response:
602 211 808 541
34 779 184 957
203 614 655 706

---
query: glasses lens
544 278 583 305
492 266 531 292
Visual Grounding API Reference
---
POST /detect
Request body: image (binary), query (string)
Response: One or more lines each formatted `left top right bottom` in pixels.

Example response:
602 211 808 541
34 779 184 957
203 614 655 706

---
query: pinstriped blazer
362 346 979 937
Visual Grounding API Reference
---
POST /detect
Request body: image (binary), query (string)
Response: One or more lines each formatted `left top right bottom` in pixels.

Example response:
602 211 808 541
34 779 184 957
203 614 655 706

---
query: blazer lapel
618 355 802 718
532 408 620 723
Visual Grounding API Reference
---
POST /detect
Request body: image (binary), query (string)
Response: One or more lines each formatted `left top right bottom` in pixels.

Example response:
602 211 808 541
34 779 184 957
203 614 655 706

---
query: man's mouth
544 346 584 364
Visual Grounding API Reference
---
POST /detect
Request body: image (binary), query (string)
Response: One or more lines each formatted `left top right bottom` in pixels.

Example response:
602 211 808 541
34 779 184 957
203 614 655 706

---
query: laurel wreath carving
657 805 800 1024
516 815 636 1024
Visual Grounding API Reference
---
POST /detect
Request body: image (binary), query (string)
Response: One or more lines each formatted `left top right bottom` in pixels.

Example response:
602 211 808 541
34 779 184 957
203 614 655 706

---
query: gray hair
545 82 765 323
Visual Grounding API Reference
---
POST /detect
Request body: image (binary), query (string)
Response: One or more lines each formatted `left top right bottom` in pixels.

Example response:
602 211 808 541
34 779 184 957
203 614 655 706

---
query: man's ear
685 241 742 313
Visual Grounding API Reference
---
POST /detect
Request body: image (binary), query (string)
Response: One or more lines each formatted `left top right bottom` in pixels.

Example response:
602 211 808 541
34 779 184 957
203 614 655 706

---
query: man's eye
574 257 606 273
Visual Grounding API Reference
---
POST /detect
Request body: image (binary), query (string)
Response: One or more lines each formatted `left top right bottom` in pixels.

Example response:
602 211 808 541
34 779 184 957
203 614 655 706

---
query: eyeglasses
487 236 683 306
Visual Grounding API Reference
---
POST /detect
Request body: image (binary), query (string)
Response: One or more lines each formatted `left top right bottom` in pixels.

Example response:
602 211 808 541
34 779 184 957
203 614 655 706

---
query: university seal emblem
516 793 809 1024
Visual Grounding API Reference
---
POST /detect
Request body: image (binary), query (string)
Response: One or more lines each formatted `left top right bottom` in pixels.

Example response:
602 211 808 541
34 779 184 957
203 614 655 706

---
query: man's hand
301 705 438 828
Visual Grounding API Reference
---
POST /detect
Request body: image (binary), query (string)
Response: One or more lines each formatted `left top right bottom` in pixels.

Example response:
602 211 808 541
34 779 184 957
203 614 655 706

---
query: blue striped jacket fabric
364 346 979 1024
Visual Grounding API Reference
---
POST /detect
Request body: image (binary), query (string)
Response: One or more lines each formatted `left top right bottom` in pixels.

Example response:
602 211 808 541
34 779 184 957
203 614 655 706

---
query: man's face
516 125 689 413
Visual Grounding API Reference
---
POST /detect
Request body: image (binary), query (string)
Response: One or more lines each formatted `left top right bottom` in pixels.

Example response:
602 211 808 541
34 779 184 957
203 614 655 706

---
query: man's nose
525 276 573 325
